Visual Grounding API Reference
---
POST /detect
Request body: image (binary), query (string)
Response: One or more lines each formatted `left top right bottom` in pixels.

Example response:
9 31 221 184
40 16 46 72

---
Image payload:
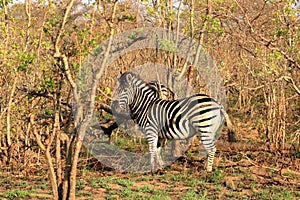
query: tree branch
53 0 76 88
283 76 300 95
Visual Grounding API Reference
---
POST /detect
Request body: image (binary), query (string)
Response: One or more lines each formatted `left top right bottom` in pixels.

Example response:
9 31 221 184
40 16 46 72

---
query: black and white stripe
148 80 176 101
112 72 234 172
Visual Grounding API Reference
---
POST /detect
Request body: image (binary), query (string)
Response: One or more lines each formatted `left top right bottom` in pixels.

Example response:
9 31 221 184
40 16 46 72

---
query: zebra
112 72 234 172
102 80 176 144
148 80 176 101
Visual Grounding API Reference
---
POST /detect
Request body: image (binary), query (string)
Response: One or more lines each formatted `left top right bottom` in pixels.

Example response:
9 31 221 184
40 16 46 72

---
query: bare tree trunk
36 10 48 61
2 0 14 148
46 143 59 200
6 75 17 147
279 83 286 151
264 82 287 152
30 115 59 199
52 1 75 199
62 136 74 200
1 0 9 61
54 80 63 197
60 1 119 199
68 139 83 199
24 0 32 51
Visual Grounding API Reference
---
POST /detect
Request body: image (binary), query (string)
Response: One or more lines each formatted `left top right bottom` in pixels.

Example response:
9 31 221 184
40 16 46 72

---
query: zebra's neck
129 82 158 126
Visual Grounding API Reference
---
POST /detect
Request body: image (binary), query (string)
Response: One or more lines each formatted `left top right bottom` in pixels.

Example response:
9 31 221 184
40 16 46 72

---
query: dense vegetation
0 0 299 199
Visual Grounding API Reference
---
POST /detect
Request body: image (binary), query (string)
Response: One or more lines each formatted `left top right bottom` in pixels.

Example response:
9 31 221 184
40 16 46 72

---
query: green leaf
104 87 112 95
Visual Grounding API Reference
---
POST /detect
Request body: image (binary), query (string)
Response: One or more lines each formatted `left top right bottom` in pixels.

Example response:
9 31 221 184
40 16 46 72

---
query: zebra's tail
220 107 237 142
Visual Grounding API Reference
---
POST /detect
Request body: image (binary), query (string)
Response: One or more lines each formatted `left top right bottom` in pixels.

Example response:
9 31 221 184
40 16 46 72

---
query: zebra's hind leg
205 147 216 172
199 133 217 172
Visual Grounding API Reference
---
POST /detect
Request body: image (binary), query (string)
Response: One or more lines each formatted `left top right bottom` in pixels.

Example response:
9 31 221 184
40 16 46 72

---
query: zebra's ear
125 73 133 83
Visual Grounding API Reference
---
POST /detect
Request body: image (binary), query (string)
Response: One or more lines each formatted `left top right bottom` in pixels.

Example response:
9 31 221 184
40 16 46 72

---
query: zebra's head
111 72 138 116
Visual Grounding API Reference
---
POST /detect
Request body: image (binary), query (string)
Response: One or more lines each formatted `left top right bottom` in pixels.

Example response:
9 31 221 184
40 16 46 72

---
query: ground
0 129 300 200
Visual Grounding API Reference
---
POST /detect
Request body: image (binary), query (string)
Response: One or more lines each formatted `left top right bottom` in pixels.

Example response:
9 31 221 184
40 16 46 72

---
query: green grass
135 184 154 193
76 190 93 197
17 181 28 187
114 177 133 188
184 179 205 187
76 179 87 190
96 176 114 190
111 134 148 153
2 189 36 199
180 189 208 200
251 186 299 200
0 177 11 186
37 180 48 190
208 169 224 183
91 178 101 188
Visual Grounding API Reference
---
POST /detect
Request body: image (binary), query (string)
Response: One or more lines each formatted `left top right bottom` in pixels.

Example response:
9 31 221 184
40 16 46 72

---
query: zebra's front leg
146 132 158 172
156 139 166 168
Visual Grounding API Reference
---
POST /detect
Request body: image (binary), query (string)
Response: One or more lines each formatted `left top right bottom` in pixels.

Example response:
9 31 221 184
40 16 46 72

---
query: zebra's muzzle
111 100 131 120
111 100 122 113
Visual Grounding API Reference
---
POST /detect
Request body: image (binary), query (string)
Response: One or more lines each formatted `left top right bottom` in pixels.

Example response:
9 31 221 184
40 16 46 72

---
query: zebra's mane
119 72 161 95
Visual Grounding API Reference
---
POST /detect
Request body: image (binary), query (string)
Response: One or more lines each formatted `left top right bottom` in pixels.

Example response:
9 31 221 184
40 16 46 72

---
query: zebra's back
148 94 224 141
